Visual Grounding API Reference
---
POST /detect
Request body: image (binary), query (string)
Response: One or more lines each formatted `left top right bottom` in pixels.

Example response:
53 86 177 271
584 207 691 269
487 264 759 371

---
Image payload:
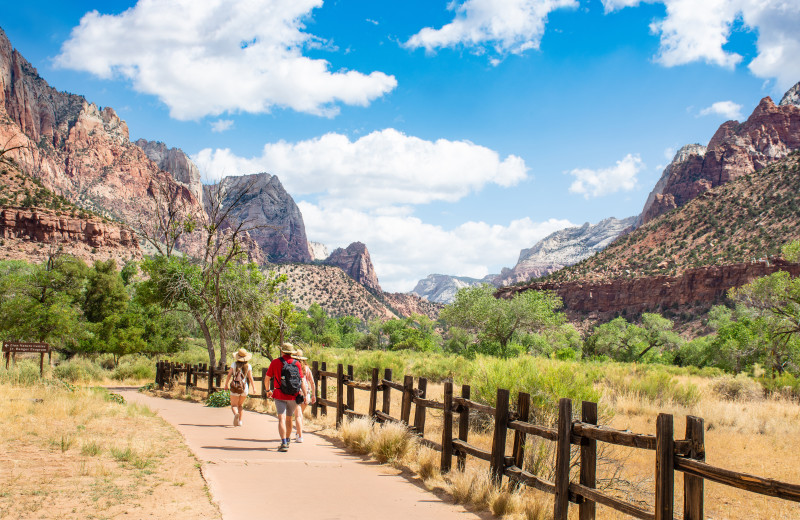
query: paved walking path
117 388 488 520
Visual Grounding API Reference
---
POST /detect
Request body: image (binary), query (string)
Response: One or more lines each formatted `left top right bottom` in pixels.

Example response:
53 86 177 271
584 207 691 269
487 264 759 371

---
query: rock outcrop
0 207 140 264
208 173 312 263
325 242 381 293
135 139 203 202
497 259 800 319
638 82 800 226
382 292 443 320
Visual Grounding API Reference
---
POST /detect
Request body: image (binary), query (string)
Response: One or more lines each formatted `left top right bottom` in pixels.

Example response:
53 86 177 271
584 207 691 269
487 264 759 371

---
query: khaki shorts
274 398 297 416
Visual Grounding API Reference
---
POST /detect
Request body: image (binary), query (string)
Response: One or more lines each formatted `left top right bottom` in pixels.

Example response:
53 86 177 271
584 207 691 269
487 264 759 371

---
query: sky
3 0 799 292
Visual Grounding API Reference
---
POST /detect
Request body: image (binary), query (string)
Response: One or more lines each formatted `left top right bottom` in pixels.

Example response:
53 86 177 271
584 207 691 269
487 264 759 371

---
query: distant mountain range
412 216 636 303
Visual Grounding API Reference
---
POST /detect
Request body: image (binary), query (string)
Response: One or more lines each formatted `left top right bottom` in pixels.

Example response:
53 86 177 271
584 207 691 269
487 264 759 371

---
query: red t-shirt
266 354 300 400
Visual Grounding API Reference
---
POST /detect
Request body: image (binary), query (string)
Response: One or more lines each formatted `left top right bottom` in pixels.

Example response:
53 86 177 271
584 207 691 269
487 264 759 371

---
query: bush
205 390 230 407
371 421 414 464
112 357 155 381
0 359 44 386
758 372 800 399
603 368 701 407
53 357 106 383
712 374 763 401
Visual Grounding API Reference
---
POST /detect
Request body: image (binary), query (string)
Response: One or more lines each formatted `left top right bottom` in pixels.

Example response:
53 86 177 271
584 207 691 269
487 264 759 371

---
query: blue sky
3 0 799 291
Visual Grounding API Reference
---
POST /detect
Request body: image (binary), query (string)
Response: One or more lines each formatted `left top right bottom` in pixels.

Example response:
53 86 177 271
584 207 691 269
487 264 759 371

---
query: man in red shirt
266 343 303 451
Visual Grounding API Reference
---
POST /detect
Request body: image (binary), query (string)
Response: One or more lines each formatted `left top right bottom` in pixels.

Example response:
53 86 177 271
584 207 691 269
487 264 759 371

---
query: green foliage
585 314 682 363
53 357 105 383
205 390 231 407
603 369 700 406
440 285 565 358
83 259 127 322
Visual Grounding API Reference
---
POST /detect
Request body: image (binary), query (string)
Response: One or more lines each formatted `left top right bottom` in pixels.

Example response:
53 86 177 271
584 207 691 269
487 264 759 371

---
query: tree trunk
198 318 216 368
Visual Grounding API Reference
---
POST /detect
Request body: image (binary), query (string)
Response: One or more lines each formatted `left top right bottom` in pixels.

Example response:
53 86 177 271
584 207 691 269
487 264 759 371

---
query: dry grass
0 382 220 520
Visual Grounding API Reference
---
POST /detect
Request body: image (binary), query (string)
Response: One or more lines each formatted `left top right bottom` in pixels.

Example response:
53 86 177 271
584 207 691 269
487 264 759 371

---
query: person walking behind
224 348 256 427
266 343 303 451
291 349 316 443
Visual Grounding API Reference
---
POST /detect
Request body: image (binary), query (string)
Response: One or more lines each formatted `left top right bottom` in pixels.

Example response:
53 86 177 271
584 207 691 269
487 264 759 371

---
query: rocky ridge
324 242 381 293
412 274 489 304
638 82 800 226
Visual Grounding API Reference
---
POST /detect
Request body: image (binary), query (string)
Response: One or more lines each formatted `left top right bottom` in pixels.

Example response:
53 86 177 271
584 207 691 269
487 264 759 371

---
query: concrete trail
118 389 487 520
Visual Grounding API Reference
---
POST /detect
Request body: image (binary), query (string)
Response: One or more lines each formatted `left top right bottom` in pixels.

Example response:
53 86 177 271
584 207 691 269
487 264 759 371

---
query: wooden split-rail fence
155 360 800 520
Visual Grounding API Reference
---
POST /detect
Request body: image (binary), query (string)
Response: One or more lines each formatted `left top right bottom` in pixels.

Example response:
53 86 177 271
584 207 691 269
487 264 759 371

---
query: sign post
3 342 51 375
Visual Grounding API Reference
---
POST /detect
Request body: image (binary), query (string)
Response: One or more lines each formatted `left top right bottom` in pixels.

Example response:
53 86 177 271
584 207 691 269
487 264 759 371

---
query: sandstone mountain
208 173 312 263
0 27 202 252
308 241 329 261
637 82 800 227
504 152 800 321
324 241 381 293
412 274 489 304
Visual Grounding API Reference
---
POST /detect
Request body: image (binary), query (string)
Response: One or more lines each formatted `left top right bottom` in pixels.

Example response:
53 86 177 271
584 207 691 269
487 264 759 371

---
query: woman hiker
291 348 316 443
224 348 256 426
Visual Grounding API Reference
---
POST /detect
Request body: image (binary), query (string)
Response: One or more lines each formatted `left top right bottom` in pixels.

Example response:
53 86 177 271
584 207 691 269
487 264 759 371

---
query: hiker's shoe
233 416 239 426
295 436 304 443
278 442 288 452
238 417 243 426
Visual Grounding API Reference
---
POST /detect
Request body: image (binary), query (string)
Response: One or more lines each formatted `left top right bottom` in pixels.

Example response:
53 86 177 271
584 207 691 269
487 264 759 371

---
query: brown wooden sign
3 342 50 353
3 342 51 374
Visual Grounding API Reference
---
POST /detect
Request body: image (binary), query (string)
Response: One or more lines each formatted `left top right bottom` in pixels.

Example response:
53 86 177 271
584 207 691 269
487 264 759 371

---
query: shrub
112 357 155 381
53 357 106 383
712 374 763 401
0 359 44 386
205 390 231 407
340 417 374 455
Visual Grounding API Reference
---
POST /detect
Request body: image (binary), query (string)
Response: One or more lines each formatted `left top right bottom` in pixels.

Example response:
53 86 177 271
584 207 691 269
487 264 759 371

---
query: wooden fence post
413 377 428 436
553 398 573 520
457 384 471 471
311 361 319 417
382 368 392 416
156 361 162 388
579 401 598 520
491 388 511 485
321 362 328 416
368 367 379 418
441 380 454 473
655 413 675 520
192 364 199 387
185 364 192 391
346 365 355 412
207 365 214 395
513 392 530 470
336 363 345 427
400 375 414 424
683 416 704 520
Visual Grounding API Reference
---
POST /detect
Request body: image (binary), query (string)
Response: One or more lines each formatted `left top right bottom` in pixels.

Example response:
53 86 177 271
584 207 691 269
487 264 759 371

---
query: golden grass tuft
340 416 375 454
372 421 416 464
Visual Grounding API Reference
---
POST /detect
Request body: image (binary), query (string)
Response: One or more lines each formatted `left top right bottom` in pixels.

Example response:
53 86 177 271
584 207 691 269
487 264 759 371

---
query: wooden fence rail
155 360 800 519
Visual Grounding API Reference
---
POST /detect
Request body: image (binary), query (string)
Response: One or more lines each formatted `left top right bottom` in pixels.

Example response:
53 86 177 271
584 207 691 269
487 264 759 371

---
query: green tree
83 259 128 322
440 285 564 358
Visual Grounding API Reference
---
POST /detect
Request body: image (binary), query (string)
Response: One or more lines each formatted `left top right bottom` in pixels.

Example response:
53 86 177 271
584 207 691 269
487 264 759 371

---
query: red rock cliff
497 260 800 317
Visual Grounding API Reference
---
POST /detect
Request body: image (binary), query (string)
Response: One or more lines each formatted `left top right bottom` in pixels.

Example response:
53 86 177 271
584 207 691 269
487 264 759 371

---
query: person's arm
306 367 316 403
247 366 256 392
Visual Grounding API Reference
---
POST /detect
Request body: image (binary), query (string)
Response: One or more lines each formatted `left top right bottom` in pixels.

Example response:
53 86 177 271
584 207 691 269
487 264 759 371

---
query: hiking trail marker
3 342 51 375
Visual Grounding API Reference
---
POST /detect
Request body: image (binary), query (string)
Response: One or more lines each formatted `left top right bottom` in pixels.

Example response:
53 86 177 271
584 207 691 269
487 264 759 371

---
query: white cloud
192 128 528 209
567 154 643 199
602 0 800 90
55 0 397 120
699 100 743 119
210 119 234 133
298 202 573 292
405 0 578 57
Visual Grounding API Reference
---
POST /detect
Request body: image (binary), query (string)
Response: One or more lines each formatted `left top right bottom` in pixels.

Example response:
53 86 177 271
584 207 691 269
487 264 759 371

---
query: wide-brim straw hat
234 348 252 362
292 348 308 361
280 343 297 354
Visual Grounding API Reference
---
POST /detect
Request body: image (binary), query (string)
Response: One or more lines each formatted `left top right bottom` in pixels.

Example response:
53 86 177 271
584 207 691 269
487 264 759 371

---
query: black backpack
230 363 246 394
279 358 302 395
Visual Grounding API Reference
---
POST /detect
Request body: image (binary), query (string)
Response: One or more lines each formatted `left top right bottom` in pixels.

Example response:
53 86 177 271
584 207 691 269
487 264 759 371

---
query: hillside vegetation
544 151 800 284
